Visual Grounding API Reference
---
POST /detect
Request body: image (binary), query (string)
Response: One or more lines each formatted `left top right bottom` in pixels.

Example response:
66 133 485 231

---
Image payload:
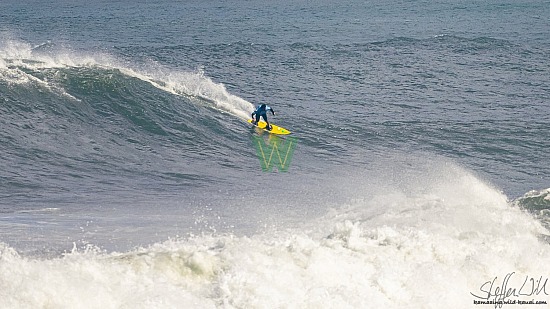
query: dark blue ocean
1 0 549 307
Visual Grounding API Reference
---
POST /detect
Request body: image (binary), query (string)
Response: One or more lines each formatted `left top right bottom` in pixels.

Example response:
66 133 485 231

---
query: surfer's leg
262 114 271 130
254 114 260 124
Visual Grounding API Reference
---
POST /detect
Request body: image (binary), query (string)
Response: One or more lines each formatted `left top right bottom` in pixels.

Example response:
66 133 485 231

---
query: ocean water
1 0 549 308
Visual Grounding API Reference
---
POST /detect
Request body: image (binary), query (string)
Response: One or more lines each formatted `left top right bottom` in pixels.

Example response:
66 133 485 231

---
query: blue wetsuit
251 104 275 129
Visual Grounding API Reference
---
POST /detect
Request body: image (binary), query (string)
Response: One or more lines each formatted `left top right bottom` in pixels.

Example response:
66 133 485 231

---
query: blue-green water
1 0 549 307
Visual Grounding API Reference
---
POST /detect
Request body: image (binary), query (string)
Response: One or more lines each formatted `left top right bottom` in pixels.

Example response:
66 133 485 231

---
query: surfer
251 104 275 130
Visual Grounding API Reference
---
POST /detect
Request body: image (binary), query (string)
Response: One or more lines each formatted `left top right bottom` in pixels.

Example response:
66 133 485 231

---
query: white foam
0 243 218 309
0 40 32 61
118 67 254 120
0 39 254 119
1 163 549 308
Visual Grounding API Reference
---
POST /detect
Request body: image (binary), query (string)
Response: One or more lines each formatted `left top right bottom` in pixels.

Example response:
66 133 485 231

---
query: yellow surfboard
248 119 291 135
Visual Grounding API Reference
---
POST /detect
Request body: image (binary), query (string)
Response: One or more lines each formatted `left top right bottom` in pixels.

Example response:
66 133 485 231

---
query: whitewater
1 161 549 308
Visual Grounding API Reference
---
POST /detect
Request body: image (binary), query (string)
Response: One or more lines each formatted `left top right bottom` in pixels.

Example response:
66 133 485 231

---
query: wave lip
516 188 550 211
0 38 254 119
515 188 550 230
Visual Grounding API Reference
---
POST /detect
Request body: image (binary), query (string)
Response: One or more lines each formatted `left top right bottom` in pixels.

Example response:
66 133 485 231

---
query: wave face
0 40 256 199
